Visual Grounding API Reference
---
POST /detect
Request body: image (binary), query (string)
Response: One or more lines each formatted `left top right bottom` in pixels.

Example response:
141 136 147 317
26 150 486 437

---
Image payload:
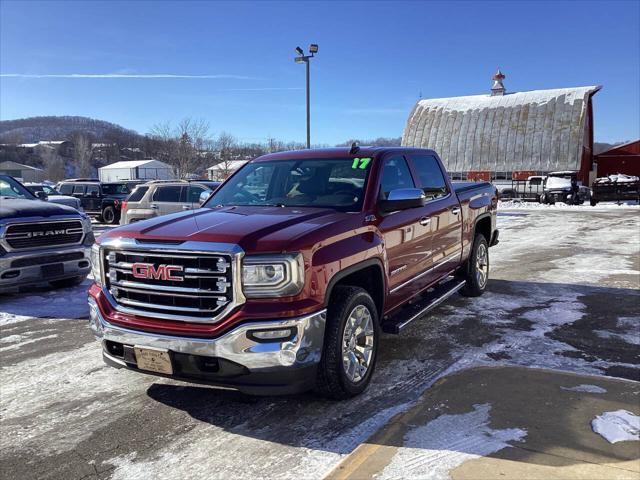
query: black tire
315 286 380 400
102 206 117 224
459 234 489 297
50 275 87 289
590 198 598 206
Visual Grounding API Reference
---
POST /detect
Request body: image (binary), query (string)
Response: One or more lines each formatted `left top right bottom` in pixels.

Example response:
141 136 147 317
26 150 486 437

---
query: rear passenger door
408 153 463 279
150 185 185 216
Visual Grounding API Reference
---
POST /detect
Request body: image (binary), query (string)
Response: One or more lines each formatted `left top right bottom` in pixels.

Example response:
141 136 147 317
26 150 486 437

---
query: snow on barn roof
207 160 248 171
402 78 601 173
100 159 168 169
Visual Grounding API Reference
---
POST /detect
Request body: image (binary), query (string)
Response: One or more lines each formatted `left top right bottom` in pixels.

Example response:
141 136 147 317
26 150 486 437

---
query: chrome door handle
150 204 158 210
451 207 461 215
420 216 431 226
182 205 191 210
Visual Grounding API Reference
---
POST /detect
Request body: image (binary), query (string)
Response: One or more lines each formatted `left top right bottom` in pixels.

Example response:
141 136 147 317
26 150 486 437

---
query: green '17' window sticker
351 158 372 170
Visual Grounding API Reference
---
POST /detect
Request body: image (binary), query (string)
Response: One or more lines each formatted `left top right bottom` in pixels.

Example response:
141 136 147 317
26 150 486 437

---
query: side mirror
199 190 213 205
35 191 48 200
378 188 426 214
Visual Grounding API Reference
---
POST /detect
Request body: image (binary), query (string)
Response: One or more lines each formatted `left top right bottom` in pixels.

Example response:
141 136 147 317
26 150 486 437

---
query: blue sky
1 0 638 145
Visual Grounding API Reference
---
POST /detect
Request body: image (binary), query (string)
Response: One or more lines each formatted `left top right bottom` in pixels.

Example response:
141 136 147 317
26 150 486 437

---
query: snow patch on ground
0 279 91 320
378 403 527 480
499 200 639 210
0 334 58 352
561 384 607 394
591 410 640 444
0 341 156 456
595 329 640 346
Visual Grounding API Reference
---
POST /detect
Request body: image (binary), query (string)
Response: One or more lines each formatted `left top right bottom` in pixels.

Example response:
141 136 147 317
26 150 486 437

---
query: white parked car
24 183 83 211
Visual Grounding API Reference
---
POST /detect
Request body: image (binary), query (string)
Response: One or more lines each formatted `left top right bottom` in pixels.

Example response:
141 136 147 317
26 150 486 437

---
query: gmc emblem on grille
131 263 184 281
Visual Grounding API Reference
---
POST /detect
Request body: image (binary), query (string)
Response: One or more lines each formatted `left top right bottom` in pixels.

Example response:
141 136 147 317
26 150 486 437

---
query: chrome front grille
4 220 84 250
103 248 235 321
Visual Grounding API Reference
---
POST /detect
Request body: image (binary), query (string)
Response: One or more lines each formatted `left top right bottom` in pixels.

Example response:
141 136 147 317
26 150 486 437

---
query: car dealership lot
1 207 638 480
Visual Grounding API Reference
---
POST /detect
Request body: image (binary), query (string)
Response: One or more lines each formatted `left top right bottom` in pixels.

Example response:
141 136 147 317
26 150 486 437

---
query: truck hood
0 198 80 220
103 206 356 252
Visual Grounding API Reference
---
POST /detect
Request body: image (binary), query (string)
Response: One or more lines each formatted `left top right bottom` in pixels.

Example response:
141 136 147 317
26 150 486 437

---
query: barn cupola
491 68 506 96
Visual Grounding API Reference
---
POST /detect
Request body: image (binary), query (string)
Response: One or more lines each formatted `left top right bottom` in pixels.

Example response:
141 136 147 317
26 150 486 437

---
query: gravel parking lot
1 207 638 480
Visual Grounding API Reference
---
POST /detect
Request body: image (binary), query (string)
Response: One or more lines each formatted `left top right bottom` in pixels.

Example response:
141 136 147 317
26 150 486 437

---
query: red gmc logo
131 263 184 282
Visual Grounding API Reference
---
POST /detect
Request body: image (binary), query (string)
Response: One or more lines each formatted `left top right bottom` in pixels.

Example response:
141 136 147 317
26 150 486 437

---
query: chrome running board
382 278 466 334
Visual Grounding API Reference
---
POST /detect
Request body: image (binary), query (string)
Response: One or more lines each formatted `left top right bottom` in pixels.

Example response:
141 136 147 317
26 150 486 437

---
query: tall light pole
294 44 318 149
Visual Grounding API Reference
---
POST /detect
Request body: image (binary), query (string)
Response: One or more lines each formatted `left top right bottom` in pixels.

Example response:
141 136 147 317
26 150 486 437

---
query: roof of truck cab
252 147 438 162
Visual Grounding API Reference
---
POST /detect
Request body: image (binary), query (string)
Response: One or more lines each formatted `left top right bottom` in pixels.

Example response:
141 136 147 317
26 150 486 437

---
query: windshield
102 183 131 195
546 177 572 189
205 157 373 211
0 176 36 200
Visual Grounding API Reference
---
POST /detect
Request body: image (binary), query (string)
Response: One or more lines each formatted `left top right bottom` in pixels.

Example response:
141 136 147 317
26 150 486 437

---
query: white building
0 161 45 182
98 159 174 182
207 160 248 181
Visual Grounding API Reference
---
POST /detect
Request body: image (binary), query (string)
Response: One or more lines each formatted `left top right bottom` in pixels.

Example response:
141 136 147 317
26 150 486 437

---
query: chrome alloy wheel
476 242 489 288
341 304 375 383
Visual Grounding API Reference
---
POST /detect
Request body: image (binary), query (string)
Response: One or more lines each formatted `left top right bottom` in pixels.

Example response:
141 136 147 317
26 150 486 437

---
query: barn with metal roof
402 70 601 184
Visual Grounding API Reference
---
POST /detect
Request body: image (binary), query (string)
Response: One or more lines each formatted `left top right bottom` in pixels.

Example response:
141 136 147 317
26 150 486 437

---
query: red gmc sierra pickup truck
88 147 498 399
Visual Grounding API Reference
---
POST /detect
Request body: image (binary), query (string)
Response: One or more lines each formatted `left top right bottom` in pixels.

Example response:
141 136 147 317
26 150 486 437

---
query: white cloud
0 73 253 79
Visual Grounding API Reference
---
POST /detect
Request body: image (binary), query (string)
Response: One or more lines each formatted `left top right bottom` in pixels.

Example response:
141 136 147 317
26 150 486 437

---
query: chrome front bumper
88 297 327 372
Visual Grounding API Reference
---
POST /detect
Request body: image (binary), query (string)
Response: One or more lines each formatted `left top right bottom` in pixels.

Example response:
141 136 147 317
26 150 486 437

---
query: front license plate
134 346 173 375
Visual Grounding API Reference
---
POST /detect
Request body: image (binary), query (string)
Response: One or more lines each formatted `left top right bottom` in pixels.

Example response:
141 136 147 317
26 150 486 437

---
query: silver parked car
119 180 220 225
24 183 83 211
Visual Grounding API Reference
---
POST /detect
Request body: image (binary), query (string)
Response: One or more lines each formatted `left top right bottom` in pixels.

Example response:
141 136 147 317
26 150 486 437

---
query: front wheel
316 286 379 399
459 234 489 297
102 206 117 224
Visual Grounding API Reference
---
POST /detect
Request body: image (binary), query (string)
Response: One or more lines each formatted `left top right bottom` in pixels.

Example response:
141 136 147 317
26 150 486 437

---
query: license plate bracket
134 346 173 375
41 263 64 278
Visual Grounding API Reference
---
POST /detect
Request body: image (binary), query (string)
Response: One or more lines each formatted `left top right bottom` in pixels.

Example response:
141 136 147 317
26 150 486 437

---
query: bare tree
41 147 66 181
208 132 239 180
149 118 212 178
74 134 93 177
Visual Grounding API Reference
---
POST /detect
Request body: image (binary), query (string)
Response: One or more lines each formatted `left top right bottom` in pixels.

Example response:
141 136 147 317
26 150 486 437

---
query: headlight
242 253 304 298
90 244 102 286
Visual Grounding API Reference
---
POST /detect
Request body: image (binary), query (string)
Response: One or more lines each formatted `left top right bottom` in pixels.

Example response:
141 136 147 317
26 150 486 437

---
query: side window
153 185 182 202
187 186 206 203
127 186 148 202
410 155 448 200
73 184 86 195
379 156 416 200
59 184 73 195
86 184 100 196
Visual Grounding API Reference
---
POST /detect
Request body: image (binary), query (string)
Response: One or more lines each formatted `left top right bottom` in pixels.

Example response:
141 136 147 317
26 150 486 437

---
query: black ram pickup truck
58 180 141 224
0 175 94 293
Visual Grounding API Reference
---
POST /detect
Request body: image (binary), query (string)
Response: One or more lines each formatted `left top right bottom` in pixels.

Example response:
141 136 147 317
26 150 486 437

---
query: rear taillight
121 201 127 210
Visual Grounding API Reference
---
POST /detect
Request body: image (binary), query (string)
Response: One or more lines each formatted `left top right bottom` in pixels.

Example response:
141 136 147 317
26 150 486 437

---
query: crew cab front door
408 153 463 279
376 155 434 310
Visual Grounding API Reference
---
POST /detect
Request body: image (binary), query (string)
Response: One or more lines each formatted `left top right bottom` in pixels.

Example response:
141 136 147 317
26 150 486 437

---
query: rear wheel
316 286 379 399
102 206 117 224
459 234 489 297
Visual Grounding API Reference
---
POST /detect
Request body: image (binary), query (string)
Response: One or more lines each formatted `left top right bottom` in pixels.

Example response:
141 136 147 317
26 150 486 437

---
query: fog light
248 328 295 342
88 298 103 338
